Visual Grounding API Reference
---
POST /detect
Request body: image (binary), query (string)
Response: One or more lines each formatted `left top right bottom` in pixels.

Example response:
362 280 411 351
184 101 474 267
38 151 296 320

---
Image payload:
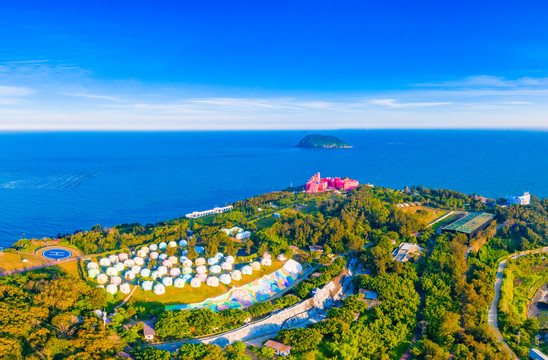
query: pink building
306 172 359 193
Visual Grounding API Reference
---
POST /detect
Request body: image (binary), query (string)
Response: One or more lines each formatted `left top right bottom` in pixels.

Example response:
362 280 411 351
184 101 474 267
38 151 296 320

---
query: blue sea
1 130 547 248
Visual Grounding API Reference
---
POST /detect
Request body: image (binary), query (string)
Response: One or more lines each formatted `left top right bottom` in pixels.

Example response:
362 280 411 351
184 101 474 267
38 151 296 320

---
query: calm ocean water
0 130 547 248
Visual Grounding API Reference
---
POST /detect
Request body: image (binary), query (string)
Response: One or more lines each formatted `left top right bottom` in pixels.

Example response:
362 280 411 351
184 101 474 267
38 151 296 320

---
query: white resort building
185 205 233 219
235 231 251 240
505 192 531 205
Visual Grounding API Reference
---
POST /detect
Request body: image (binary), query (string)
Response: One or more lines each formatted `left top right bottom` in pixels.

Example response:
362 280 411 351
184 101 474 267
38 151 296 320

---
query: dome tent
141 280 153 291
182 266 193 275
106 284 117 294
242 265 252 275
190 278 201 288
179 239 188 247
261 258 272 267
196 273 208 282
123 259 135 267
231 270 242 280
131 265 142 274
162 277 173 287
110 276 122 285
206 276 220 287
154 283 166 295
140 245 150 253
157 266 168 275
196 265 207 274
195 246 204 254
174 277 186 288
99 258 111 267
251 261 261 271
120 283 131 294
210 265 221 274
158 242 167 250
195 257 206 266
168 256 178 264
108 254 119 263
262 252 272 259
118 253 129 261
170 268 181 277
96 273 108 284
225 256 235 264
151 271 161 280
87 262 99 269
162 259 173 268
215 252 224 259
150 252 159 260
106 267 118 276
149 244 158 251
181 274 192 283
277 254 287 261
88 268 100 279
140 268 151 277
219 273 231 285
133 257 144 266
114 262 125 272
221 262 232 271
137 249 148 258
159 254 168 261
168 241 177 248
183 259 193 267
124 271 135 280
208 257 219 265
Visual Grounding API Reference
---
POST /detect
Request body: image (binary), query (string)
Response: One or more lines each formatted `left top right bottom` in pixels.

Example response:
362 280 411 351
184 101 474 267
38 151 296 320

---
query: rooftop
264 340 292 353
442 212 495 234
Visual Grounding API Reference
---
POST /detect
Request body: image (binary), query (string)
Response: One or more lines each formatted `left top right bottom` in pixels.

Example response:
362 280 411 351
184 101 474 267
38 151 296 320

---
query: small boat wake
0 172 101 190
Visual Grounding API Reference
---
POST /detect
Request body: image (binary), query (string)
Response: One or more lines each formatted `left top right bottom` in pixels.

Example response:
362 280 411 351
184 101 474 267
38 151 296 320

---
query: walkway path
487 246 548 360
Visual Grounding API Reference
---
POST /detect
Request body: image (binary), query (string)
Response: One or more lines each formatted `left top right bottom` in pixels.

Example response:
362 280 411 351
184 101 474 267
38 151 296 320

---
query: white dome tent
225 256 235 264
182 266 193 275
210 265 221 274
179 239 188 247
158 242 167 250
96 273 108 284
168 241 177 248
149 244 158 251
110 276 122 285
123 259 135 268
140 268 151 277
108 254 119 264
262 252 272 259
190 278 201 288
221 262 232 271
215 252 224 260
196 265 207 274
170 268 181 277
150 252 159 260
131 265 142 274
251 261 261 271
141 281 153 291
195 257 206 266
174 277 186 288
277 254 287 261
231 270 242 280
133 257 144 266
261 258 272 267
118 253 129 261
151 271 161 280
106 267 118 276
242 265 253 275
157 266 168 276
87 262 99 270
183 259 193 267
88 268 100 279
106 284 117 294
196 273 207 282
162 277 173 287
99 258 111 267
162 260 173 268
208 257 219 265
137 249 148 258
206 276 220 287
154 283 166 295
114 262 125 272
124 271 135 280
219 273 231 285
168 256 178 264
120 283 131 294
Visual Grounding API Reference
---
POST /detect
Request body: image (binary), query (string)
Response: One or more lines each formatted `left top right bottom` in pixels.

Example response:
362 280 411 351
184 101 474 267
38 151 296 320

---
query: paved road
487 246 548 360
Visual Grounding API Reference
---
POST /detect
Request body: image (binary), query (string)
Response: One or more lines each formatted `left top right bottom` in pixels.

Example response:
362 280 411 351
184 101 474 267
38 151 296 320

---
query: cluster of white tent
88 239 288 296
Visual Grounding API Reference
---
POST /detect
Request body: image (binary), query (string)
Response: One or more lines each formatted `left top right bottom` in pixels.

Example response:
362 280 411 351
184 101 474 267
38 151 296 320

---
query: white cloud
370 98 453 108
415 75 548 88
61 92 126 102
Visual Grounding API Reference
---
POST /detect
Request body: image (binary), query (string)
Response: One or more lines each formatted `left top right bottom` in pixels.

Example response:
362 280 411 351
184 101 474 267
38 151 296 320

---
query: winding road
488 246 548 360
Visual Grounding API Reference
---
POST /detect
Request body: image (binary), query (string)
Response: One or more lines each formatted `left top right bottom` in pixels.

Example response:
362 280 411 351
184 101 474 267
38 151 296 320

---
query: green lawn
0 250 48 273
430 212 464 230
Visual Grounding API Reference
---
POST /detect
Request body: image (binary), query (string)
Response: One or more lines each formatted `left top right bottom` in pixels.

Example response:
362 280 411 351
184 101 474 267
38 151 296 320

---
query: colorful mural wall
166 259 304 312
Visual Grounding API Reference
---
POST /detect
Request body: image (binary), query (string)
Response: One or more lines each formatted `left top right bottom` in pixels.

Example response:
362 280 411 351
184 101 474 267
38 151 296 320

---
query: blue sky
1 0 548 129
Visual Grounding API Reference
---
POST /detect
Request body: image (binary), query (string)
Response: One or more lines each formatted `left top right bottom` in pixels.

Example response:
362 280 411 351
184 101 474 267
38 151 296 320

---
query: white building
506 192 531 205
185 205 233 219
235 231 251 240
392 242 425 262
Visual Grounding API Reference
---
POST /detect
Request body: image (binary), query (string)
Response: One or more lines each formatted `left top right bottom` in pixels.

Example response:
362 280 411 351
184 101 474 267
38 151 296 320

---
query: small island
296 134 353 148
